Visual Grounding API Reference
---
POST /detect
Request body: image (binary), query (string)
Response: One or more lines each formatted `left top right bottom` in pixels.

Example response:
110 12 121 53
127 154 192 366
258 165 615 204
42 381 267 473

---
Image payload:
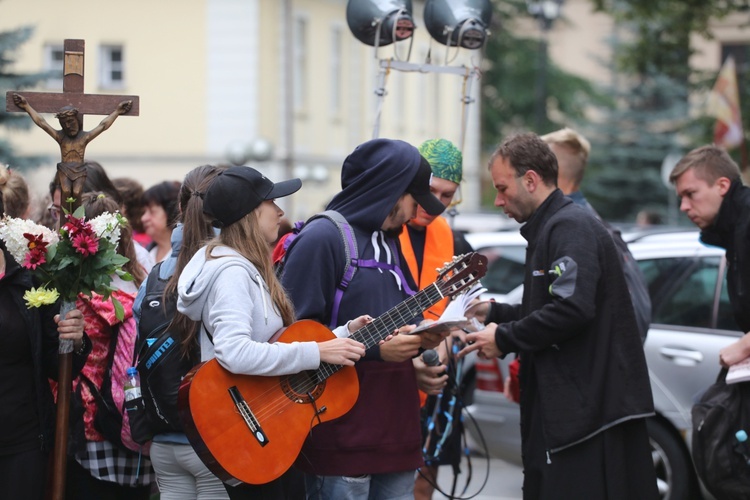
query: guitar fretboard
314 266 478 381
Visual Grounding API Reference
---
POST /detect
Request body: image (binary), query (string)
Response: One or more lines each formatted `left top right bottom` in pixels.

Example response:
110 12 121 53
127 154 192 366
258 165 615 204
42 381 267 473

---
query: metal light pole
527 0 564 132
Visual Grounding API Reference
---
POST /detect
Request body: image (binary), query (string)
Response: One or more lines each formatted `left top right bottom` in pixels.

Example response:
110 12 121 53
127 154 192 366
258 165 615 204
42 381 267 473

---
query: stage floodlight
346 0 415 47
424 0 492 50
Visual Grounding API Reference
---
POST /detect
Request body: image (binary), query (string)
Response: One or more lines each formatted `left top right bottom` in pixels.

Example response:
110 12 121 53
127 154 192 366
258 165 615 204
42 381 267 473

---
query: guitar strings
248 289 442 419
230 269 479 424
245 287 443 422
238 273 478 423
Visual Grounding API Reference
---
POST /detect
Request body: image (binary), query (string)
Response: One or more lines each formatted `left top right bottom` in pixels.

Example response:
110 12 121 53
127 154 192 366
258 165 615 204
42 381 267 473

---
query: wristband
74 335 88 356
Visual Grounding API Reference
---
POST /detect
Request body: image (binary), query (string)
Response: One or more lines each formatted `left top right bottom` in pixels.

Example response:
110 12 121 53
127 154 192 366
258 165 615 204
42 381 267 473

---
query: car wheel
646 418 700 500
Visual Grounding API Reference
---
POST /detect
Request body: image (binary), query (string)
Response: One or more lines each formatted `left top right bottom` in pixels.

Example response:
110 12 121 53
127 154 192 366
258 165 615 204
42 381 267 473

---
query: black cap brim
266 178 302 200
413 191 445 216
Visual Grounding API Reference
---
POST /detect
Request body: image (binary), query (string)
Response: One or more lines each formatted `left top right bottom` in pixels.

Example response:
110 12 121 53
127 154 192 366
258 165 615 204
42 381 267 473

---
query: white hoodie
177 245 321 376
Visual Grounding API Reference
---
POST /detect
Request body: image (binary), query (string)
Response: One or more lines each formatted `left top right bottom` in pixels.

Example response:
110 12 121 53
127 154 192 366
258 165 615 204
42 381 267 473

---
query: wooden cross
5 38 139 500
5 39 139 121
5 38 140 206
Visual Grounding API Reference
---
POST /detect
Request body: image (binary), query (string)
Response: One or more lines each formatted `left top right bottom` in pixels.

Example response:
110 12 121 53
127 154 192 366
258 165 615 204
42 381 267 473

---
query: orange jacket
399 216 455 322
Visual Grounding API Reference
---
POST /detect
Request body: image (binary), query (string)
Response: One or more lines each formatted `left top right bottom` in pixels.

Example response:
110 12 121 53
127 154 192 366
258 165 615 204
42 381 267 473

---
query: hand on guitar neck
317 337 366 366
316 314 372 365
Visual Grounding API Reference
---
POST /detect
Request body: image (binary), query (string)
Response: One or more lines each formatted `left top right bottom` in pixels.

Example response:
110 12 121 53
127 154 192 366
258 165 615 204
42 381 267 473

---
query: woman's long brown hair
205 206 295 326
165 165 225 358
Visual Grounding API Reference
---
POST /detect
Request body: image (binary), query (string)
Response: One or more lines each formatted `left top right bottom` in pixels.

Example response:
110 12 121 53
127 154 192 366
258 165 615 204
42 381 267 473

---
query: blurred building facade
2 0 746 219
0 0 484 220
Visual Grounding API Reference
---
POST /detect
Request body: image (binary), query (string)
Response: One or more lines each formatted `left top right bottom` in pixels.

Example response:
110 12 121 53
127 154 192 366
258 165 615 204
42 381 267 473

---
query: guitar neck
316 283 445 380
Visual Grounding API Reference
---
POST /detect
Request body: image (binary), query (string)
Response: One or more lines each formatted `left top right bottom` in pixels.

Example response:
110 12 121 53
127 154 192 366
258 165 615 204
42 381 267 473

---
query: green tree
590 0 750 154
480 0 609 207
481 0 606 147
581 64 694 222
481 0 750 216
0 26 52 169
579 0 749 222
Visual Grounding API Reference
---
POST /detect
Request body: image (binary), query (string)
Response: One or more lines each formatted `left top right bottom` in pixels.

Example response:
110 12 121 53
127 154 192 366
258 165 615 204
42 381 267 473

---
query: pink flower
71 232 99 256
23 249 46 270
22 233 50 270
63 215 93 238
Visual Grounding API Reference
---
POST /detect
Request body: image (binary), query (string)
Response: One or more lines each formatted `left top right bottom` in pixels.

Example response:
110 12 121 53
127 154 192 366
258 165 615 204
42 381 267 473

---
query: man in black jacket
669 145 750 366
461 133 657 499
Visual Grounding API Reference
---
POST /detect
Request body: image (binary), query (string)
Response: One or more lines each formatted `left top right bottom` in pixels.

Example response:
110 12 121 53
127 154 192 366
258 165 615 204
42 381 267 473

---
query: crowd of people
0 129 747 500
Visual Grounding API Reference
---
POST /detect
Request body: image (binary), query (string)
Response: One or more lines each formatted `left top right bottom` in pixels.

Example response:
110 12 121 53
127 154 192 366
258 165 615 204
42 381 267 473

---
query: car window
477 245 526 295
638 256 720 329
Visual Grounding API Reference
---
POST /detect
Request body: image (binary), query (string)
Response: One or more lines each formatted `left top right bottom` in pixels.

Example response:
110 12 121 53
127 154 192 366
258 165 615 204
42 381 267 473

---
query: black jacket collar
701 180 749 249
520 189 571 243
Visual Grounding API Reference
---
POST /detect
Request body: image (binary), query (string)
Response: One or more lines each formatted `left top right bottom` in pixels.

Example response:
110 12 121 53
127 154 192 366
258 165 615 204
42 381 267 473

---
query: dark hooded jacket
281 139 424 476
0 244 90 455
700 180 750 333
487 190 654 454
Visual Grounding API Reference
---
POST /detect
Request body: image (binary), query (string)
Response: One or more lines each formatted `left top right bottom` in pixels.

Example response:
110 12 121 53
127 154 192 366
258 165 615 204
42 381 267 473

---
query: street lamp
526 0 564 132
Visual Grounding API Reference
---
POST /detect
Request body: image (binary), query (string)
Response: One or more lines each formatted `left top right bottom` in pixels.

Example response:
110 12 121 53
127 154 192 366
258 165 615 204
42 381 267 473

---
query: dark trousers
65 457 151 500
523 414 659 500
224 466 305 500
0 448 47 500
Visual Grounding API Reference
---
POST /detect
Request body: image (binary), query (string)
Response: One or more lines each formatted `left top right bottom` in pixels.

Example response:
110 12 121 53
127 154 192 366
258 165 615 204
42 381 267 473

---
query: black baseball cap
203 166 301 228
406 156 446 216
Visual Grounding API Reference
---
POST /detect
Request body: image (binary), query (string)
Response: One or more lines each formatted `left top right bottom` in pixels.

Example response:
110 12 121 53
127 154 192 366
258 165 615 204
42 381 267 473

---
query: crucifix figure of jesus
12 94 132 201
6 39 139 207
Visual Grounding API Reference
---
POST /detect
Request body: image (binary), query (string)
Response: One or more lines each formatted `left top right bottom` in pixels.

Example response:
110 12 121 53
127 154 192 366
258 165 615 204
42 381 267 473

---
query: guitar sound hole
280 371 325 403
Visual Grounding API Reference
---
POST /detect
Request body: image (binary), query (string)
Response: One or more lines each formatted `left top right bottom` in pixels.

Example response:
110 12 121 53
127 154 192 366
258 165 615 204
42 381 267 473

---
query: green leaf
115 268 134 281
112 296 125 321
45 244 57 262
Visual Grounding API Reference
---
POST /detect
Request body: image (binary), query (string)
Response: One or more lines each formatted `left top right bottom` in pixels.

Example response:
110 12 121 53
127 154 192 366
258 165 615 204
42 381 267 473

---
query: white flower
0 216 59 265
88 212 124 247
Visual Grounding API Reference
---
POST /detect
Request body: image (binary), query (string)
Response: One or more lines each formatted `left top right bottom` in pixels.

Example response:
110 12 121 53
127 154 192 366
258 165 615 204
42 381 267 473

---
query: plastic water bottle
735 430 750 466
123 366 152 444
124 367 142 402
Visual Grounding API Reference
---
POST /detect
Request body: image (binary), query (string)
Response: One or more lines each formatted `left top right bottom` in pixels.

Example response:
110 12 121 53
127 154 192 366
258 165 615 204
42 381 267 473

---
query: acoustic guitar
178 252 487 485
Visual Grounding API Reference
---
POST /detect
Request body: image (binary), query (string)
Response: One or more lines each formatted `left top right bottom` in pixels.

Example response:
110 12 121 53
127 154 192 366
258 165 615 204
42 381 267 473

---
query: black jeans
0 447 47 500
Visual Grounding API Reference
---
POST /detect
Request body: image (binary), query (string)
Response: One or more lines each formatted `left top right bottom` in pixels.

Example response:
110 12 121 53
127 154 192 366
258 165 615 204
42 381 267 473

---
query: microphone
422 349 441 367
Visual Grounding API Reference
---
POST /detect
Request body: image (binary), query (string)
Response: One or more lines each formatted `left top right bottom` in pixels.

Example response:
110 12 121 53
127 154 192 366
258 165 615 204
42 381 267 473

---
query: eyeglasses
47 203 62 220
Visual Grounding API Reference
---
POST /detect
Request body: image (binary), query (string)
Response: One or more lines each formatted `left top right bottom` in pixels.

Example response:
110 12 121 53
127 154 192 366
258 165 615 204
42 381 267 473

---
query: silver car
464 230 741 500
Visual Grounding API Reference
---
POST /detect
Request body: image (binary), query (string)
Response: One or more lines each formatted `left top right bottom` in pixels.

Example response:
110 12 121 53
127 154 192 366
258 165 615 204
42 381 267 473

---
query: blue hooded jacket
281 138 425 476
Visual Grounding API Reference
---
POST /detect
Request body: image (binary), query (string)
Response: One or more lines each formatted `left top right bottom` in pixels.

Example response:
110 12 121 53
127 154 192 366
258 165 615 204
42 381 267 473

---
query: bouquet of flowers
0 204 132 320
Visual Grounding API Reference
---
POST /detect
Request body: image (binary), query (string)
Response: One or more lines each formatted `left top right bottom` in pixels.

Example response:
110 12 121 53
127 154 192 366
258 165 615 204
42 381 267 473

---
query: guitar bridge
228 386 269 447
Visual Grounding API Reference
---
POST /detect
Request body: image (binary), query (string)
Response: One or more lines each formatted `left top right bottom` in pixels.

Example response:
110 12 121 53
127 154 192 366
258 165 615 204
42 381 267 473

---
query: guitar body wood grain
178 319 359 485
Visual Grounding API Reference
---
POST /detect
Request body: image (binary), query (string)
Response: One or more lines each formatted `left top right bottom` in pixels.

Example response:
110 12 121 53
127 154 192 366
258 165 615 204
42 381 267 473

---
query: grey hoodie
177 245 320 375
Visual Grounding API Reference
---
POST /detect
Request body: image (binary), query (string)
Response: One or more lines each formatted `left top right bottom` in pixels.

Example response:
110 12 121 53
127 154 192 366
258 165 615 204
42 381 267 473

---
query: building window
294 17 308 113
99 45 125 89
44 44 64 89
330 26 343 116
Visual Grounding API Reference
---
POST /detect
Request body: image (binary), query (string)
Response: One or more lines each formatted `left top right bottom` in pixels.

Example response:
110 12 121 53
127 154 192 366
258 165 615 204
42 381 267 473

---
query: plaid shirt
75 440 155 487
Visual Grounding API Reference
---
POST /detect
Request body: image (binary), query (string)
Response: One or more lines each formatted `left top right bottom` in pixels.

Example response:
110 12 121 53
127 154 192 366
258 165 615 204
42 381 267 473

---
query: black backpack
692 369 750 499
132 261 199 440
610 229 651 343
584 200 652 343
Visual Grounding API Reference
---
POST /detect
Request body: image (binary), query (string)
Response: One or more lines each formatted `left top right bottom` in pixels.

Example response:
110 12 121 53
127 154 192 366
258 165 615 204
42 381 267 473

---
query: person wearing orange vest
402 139 473 500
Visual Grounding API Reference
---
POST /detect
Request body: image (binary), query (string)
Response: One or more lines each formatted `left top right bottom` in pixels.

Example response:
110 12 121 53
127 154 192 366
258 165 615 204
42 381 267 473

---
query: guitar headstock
436 252 488 299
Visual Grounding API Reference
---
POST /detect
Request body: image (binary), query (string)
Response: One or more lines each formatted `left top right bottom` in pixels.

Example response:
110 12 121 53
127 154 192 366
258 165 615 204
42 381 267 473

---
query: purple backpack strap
312 211 359 329
355 238 416 297
298 211 415 328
